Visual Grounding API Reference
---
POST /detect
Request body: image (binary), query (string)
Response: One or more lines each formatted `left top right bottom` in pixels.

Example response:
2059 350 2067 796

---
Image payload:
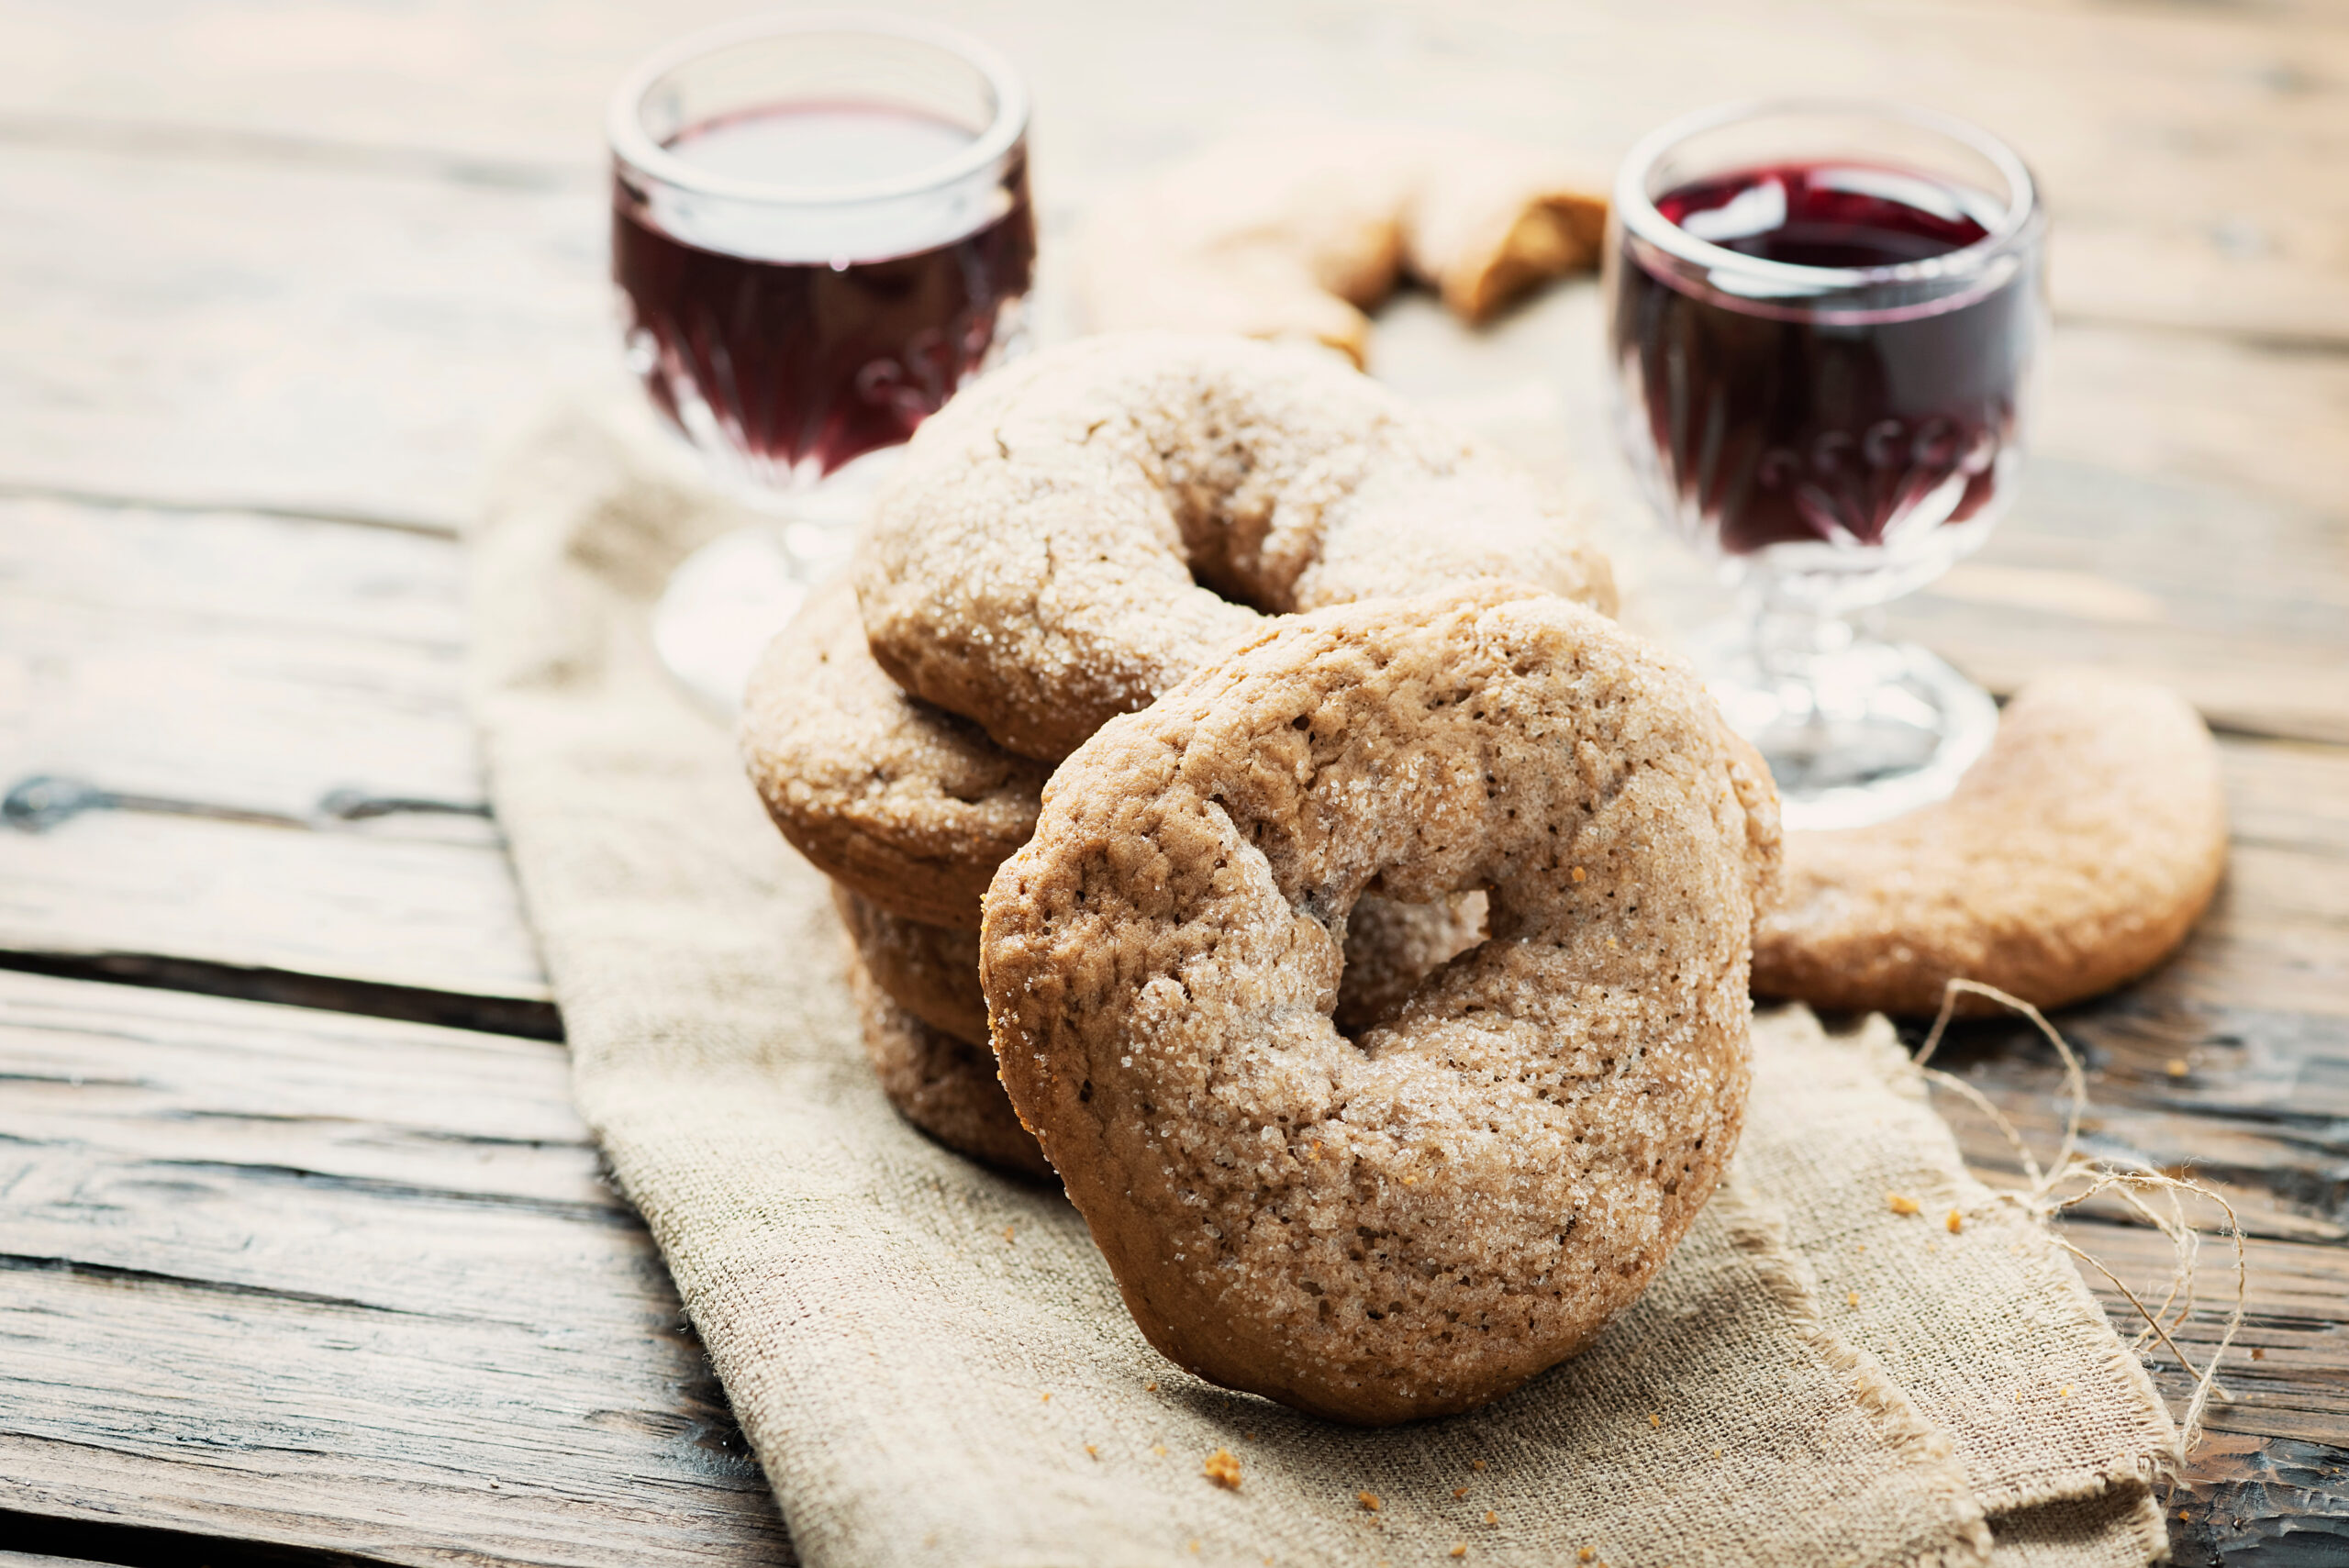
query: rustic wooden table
2 2 2343 1564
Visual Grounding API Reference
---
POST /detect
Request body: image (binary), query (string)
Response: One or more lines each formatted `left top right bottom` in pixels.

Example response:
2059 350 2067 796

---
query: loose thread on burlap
1911 979 2246 1455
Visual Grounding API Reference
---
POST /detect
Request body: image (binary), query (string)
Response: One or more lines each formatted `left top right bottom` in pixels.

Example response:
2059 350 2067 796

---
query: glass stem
1745 580 1853 693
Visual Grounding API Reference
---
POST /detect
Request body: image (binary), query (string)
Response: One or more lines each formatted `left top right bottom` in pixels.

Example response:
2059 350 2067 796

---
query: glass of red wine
607 13 1035 711
1606 101 2045 828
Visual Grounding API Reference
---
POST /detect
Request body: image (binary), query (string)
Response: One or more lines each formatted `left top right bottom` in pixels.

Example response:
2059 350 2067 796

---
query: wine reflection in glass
607 12 1035 711
1605 100 2046 828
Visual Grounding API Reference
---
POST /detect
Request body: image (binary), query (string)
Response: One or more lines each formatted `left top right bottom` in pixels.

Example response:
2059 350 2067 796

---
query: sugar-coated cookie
1753 673 2227 1015
742 580 1049 929
845 948 1052 1183
983 586 1779 1423
858 332 1616 762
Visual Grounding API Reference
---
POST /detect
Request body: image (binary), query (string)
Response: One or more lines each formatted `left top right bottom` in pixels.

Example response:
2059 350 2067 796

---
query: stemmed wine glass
1605 100 2045 829
607 12 1036 712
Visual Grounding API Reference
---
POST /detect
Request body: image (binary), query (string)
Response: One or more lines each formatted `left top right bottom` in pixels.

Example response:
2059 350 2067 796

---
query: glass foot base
649 448 898 717
651 527 813 717
1689 628 1998 831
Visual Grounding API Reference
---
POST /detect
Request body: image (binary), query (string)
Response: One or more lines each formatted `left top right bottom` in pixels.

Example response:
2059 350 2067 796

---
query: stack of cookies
745 576 1500 1183
739 331 1618 1184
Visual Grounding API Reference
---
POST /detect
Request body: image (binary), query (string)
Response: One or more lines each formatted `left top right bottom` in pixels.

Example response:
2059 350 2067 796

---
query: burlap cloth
469 410 2181 1568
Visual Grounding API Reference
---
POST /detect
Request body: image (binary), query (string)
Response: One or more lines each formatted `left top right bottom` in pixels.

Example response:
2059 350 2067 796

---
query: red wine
1614 161 2033 555
613 104 1035 484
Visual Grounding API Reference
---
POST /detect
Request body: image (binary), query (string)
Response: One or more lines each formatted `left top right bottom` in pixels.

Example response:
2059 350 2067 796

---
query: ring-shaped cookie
743 580 1049 929
981 586 1779 1423
1753 673 2226 1015
857 332 1619 762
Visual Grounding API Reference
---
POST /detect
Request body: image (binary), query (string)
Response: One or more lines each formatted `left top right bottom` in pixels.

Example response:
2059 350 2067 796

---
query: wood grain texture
0 494 550 1002
0 0 2343 1560
0 144 605 530
0 968 790 1567
0 0 2343 528
0 0 2341 341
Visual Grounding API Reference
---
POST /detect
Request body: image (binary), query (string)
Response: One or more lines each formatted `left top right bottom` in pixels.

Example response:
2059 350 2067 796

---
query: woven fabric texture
468 411 2178 1568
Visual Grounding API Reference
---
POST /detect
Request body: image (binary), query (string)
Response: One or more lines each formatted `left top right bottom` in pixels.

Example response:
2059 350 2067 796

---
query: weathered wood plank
0 0 2343 531
2043 1218 2349 1447
0 0 2341 341
0 494 550 1003
0 968 791 1566
0 144 606 531
1891 462 2349 747
2165 1430 2349 1568
0 812 547 1007
0 494 478 809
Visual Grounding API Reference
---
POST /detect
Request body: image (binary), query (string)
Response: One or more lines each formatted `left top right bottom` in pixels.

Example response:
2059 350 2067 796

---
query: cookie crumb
1471 1459 1486 1472
1204 1448 1242 1490
1579 1550 1596 1562
1085 1444 1099 1459
1485 1510 1497 1526
1041 1392 1052 1403
1145 1380 1160 1393
1153 1443 1169 1457
1709 1448 1722 1460
1188 1541 1199 1554
2253 1347 2266 1361
2165 1058 2189 1078
1453 1485 1469 1499
1946 1209 1964 1234
1846 1291 1860 1308
2060 1385 2075 1397
1451 1547 1467 1560
1571 866 1586 883
1003 1225 1016 1242
1887 1193 1920 1217
1359 1492 1382 1512
1647 1412 1660 1429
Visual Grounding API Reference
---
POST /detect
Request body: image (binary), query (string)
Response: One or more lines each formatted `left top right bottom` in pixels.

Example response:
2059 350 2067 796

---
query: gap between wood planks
2 1517 391 1568
0 951 559 1040
0 969 792 1568
0 480 451 540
